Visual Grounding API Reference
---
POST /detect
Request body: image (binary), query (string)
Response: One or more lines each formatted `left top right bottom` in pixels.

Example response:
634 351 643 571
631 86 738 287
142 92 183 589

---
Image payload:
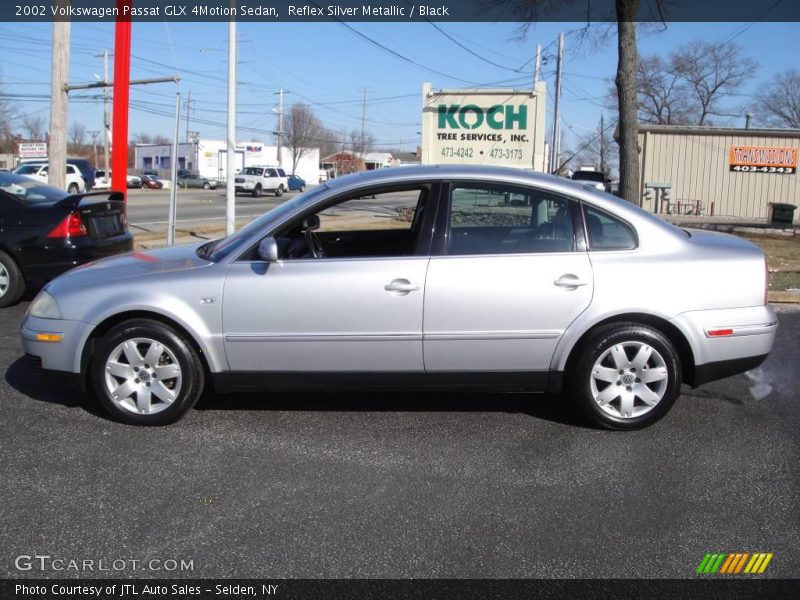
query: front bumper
20 314 93 376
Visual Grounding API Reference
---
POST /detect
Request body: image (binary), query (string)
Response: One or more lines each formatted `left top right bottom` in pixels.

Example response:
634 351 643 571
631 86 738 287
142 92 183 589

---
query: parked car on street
20 166 776 428
67 158 96 191
178 173 217 190
140 175 164 189
126 174 142 188
572 170 611 193
287 173 306 192
12 162 86 194
0 171 132 307
235 166 288 197
93 170 111 191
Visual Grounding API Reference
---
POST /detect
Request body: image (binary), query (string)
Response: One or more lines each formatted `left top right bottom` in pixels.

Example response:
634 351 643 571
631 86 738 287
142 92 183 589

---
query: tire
91 319 205 426
567 322 681 430
203 182 210 190
0 250 25 308
252 184 262 198
275 185 284 197
299 185 305 192
67 183 79 194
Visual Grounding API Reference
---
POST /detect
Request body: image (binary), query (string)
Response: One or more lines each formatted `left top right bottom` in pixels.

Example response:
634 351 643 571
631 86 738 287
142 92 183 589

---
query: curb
769 291 800 304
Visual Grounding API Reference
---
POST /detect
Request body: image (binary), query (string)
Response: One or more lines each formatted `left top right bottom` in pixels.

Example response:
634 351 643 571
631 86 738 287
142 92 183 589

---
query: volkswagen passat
20 166 777 428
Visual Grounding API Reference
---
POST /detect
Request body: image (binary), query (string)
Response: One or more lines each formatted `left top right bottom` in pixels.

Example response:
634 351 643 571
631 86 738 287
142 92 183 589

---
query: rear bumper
693 354 769 387
20 233 134 284
671 305 777 386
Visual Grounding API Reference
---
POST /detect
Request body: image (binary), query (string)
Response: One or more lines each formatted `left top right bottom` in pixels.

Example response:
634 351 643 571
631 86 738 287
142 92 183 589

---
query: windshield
0 172 70 204
13 164 42 175
242 167 263 176
201 185 328 262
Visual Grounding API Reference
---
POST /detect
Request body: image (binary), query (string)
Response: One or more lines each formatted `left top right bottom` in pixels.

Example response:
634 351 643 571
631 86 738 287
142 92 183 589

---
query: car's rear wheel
67 183 79 194
91 319 205 425
252 184 262 198
0 251 25 308
299 184 305 192
275 185 284 197
568 323 681 430
203 182 210 190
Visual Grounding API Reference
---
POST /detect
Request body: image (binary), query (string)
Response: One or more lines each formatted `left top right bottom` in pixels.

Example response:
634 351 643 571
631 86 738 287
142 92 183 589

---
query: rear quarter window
583 205 637 250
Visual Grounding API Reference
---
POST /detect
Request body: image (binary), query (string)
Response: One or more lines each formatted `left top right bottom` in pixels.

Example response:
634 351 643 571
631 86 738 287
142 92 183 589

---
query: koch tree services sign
421 82 547 171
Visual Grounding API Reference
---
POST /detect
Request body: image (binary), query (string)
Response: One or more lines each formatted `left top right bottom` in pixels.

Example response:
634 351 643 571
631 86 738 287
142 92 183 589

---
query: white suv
12 162 86 194
234 166 288 197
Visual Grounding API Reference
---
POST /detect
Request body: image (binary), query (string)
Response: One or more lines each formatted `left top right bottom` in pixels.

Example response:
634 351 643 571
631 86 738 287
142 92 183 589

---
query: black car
0 172 132 307
67 157 96 191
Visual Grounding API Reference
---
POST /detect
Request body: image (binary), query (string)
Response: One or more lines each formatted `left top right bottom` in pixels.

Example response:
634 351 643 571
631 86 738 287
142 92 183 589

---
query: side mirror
257 236 280 262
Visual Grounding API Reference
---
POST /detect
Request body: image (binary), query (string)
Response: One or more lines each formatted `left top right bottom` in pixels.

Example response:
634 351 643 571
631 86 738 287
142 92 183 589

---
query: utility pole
184 90 195 142
88 130 100 169
745 113 752 129
275 88 285 167
599 112 606 176
226 17 236 236
533 43 542 86
360 87 368 159
168 92 181 246
48 9 70 191
550 32 564 174
98 49 111 178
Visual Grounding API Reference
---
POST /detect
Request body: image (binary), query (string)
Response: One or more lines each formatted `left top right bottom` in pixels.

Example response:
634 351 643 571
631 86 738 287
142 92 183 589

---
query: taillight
47 211 88 239
764 255 769 305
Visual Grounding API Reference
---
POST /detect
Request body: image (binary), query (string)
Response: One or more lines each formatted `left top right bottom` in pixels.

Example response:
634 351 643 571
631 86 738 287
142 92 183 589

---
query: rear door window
583 206 637 250
446 184 576 255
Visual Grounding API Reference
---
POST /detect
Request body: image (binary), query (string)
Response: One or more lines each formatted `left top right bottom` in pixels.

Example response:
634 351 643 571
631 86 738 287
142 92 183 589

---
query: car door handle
554 274 589 288
385 279 420 294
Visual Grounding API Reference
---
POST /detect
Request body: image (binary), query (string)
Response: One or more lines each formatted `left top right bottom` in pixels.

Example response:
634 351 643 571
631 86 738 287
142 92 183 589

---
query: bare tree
635 55 694 125
671 41 756 126
285 103 323 175
69 121 86 147
755 68 800 128
349 128 375 161
482 0 653 202
22 114 46 141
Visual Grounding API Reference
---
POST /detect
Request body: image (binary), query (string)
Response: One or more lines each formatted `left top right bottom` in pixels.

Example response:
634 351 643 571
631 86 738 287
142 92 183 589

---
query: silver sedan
20 166 777 429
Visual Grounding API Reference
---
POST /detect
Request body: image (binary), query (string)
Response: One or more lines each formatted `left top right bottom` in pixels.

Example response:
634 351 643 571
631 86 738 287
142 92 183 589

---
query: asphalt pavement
0 302 798 579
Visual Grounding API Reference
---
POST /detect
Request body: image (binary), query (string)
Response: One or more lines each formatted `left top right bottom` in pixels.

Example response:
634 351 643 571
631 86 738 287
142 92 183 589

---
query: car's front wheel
252 184 262 197
568 323 681 430
91 319 205 425
67 183 79 194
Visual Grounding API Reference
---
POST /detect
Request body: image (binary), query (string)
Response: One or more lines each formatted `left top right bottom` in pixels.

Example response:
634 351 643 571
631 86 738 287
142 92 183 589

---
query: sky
1 19 798 155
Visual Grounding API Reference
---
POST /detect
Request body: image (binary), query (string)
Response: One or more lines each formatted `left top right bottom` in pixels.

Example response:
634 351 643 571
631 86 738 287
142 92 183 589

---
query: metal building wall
637 126 800 219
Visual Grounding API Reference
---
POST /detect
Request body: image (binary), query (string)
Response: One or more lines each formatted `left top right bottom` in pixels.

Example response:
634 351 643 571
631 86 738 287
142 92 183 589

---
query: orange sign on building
729 146 798 174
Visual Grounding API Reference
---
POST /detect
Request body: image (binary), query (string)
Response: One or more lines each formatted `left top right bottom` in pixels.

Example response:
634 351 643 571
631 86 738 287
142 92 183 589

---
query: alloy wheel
589 341 669 419
104 337 183 415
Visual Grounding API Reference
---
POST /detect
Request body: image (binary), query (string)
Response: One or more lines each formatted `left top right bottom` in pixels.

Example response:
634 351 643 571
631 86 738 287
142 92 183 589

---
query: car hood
47 242 213 294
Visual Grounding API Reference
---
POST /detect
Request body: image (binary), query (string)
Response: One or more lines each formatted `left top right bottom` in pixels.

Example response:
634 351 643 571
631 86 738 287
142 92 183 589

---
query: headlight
29 290 63 320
